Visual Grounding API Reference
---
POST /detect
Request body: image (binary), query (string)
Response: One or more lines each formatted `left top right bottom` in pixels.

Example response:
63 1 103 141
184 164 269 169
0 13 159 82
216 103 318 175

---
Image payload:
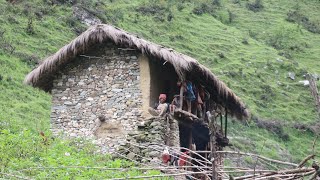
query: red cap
159 94 167 100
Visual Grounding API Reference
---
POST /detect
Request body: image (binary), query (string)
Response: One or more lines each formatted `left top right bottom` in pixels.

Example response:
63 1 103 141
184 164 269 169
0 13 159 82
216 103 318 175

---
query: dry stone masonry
51 43 143 153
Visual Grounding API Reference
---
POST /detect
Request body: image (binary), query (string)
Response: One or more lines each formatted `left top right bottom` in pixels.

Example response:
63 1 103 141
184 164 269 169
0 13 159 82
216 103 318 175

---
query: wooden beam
173 109 199 122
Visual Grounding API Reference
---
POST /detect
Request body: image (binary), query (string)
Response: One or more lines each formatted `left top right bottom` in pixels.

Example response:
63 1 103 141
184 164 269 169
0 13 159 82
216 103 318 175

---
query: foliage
0 128 160 179
265 26 306 56
246 0 264 12
286 8 320 34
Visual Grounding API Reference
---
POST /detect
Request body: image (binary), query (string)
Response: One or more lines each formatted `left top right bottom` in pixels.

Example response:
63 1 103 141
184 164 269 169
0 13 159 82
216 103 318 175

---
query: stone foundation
118 117 167 164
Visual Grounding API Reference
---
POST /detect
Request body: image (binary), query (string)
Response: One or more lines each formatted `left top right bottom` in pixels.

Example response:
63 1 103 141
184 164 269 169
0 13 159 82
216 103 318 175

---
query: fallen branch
110 171 212 180
218 151 298 167
234 168 315 180
298 154 316 168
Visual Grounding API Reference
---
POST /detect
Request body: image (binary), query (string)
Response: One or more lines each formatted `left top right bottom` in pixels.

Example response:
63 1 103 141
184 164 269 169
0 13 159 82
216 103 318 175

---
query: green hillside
0 0 319 178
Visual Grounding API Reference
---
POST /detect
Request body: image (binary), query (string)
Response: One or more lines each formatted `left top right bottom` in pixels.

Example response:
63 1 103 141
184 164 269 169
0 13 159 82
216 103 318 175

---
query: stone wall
51 42 143 153
118 117 167 164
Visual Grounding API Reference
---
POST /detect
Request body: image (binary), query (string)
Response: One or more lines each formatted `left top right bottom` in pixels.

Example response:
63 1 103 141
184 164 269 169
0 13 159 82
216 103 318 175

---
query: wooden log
174 109 199 121
298 154 315 168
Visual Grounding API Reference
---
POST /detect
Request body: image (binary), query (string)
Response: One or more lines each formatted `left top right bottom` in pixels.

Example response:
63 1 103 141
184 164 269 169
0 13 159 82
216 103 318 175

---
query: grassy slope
0 1 162 178
0 0 319 177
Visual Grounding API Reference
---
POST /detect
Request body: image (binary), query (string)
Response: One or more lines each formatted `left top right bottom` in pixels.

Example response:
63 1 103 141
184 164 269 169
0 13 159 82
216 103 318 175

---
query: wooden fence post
307 74 320 120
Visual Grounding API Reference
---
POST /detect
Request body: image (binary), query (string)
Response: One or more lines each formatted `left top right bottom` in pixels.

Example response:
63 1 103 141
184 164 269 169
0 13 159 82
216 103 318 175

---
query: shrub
0 30 16 54
255 119 290 141
26 17 35 35
248 30 258 39
266 26 306 57
192 3 213 15
177 3 185 11
15 52 41 66
136 3 170 22
246 0 264 12
242 37 249 45
8 16 19 24
286 10 320 34
167 11 174 22
217 51 225 58
228 9 236 23
136 4 165 15
65 16 78 27
212 0 221 7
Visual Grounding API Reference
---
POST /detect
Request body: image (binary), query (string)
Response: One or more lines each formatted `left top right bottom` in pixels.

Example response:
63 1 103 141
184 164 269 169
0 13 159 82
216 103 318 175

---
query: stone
64 101 73 105
288 72 295 80
148 151 159 157
127 152 135 159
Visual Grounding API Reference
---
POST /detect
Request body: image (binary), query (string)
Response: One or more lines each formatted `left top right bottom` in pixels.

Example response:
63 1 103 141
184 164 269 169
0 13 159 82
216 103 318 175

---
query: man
148 94 168 117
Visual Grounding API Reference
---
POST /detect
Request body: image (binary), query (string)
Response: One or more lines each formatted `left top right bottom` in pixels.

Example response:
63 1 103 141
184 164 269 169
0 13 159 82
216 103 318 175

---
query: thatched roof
24 24 249 120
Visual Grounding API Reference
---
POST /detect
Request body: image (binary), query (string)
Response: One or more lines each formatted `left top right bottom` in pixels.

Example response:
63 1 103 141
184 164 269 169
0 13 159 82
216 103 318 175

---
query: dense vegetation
0 0 319 178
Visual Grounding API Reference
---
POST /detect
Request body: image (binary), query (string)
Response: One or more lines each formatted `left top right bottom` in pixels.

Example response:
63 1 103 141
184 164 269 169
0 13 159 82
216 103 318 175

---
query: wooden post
307 74 320 120
208 110 218 180
179 83 184 110
187 123 193 172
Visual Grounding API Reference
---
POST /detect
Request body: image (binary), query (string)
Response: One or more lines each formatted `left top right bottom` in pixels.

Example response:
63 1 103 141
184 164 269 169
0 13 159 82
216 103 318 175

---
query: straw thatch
24 24 249 120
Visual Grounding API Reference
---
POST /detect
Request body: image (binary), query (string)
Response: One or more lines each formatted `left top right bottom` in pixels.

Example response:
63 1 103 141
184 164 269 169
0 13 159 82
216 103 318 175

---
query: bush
242 37 249 45
167 11 174 22
0 30 16 54
26 17 35 35
212 0 221 7
228 9 236 23
255 119 290 141
136 4 165 15
192 3 213 15
246 0 264 12
286 10 320 34
177 3 185 11
15 52 41 66
266 26 305 55
8 15 19 24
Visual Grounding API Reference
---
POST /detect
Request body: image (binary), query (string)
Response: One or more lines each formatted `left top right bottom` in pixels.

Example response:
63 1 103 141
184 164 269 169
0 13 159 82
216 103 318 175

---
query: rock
299 80 310 86
148 151 159 157
127 152 135 159
150 121 161 127
64 101 73 105
288 72 295 80
276 58 283 63
132 147 140 154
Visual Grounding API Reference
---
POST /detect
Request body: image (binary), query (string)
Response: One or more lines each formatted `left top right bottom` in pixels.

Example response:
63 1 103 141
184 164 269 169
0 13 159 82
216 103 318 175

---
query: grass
0 0 319 177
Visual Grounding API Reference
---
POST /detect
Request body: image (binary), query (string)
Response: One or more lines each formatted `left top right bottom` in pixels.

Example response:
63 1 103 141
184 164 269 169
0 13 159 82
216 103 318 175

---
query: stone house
24 24 249 155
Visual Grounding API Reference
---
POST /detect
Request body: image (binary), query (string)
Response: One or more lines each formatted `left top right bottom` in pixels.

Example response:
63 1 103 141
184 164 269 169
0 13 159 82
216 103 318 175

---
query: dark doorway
149 59 179 107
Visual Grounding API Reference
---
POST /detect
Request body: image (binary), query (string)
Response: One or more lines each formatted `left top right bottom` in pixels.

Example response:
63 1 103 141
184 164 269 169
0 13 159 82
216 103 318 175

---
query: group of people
148 81 210 119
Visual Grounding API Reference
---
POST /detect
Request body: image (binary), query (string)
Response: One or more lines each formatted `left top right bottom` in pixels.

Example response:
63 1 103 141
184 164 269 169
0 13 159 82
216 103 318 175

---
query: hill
0 0 319 178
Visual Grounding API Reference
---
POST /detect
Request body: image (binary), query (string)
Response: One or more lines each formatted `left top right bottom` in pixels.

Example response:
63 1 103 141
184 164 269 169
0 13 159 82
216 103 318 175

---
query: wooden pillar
208 110 218 180
179 83 184 110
